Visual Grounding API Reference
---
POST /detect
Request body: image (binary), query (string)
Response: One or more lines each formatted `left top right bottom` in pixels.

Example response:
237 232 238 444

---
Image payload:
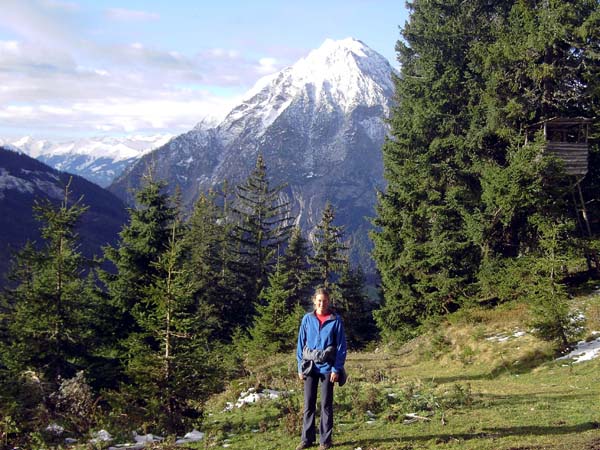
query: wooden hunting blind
525 116 597 270
526 117 592 176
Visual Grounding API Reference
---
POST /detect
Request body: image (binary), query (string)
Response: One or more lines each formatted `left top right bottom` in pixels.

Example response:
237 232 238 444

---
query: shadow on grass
489 348 554 377
478 391 593 407
420 351 554 385
564 271 600 293
337 421 600 448
423 371 492 384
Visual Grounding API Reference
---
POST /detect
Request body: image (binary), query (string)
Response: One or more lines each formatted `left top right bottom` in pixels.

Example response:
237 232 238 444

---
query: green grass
180 295 600 450
189 357 600 449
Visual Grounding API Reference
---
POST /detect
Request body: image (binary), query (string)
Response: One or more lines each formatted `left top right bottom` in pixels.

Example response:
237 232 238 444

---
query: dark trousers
301 372 334 445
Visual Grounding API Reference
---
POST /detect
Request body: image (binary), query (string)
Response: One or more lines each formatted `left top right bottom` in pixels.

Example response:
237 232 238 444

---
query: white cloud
39 105 72 115
41 0 80 12
106 8 160 22
0 0 79 49
0 39 75 75
0 1 290 136
0 41 20 53
206 48 241 59
0 83 241 135
258 57 278 74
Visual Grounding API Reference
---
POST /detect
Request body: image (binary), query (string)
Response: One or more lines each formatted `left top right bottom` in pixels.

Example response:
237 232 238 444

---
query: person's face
314 294 330 315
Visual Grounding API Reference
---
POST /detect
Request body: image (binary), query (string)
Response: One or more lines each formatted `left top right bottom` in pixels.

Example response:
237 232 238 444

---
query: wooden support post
575 180 599 272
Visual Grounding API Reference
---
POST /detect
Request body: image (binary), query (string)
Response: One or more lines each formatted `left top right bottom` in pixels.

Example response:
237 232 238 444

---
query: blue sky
0 0 408 139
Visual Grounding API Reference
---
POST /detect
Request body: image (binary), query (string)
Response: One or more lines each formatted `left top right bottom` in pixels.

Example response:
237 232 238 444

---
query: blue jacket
296 311 347 375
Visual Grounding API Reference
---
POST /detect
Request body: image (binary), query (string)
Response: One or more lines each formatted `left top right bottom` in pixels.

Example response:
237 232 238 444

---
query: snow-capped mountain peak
224 38 394 133
9 136 53 158
3 134 174 187
292 37 393 97
32 135 174 162
109 37 394 272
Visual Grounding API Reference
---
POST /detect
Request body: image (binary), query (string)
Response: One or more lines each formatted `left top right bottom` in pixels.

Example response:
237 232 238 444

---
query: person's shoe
295 441 312 450
318 443 332 450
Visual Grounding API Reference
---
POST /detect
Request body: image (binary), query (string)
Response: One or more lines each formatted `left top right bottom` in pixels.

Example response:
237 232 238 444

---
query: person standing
296 288 347 450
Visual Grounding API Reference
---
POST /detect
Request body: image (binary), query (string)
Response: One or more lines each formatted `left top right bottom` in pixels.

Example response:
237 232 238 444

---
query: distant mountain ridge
0 134 173 187
0 146 128 284
110 38 394 271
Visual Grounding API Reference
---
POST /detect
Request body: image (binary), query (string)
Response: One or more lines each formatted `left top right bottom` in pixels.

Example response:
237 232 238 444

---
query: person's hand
298 373 304 381
330 372 339 383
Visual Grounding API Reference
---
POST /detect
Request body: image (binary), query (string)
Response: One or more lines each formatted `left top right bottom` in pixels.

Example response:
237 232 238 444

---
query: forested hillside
0 147 128 285
372 0 600 341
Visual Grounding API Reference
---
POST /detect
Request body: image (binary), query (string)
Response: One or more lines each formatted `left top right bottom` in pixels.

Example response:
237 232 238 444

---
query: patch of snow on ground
223 401 234 411
107 432 163 450
45 423 64 435
90 429 112 443
557 337 600 363
133 433 163 444
223 387 285 411
108 443 144 449
485 329 526 342
100 429 202 449
175 429 204 444
234 387 283 408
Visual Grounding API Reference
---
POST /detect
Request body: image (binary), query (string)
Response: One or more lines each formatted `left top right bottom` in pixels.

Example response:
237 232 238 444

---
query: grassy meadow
177 288 600 450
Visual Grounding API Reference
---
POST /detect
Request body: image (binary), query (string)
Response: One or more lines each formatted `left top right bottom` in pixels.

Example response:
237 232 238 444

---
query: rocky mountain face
110 38 394 271
0 134 173 187
0 146 128 284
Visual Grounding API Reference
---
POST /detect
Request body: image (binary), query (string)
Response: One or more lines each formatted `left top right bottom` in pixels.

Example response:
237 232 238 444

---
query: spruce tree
121 216 220 433
527 216 584 349
248 264 304 355
233 154 292 308
372 0 490 340
471 0 600 268
280 226 313 310
310 202 347 290
102 175 177 342
337 262 375 349
184 191 229 339
0 184 105 385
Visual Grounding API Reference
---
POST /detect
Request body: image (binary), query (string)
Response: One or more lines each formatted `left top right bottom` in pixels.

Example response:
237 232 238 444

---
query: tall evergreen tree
473 0 600 266
184 191 226 337
121 216 219 434
233 154 292 308
373 0 600 341
248 264 304 354
469 0 600 297
310 202 347 290
103 175 177 331
280 226 313 309
184 186 251 340
372 0 490 340
336 262 375 349
0 185 105 383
